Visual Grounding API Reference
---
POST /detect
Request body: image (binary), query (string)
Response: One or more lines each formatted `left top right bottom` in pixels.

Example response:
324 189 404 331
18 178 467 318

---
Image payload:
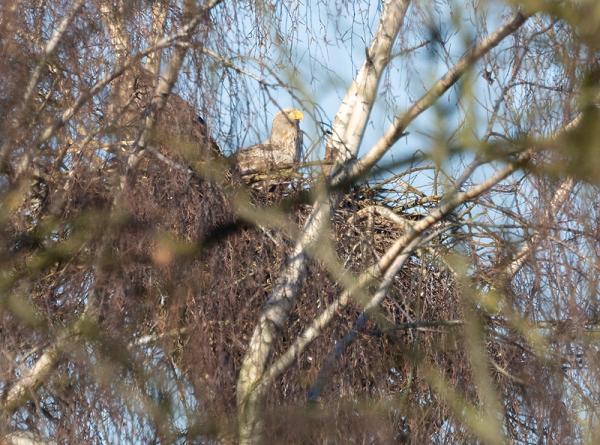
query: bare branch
338 10 530 184
261 152 527 395
236 2 411 442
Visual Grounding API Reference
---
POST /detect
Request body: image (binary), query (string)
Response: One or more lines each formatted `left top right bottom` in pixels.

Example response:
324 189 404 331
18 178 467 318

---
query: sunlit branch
3 0 224 180
336 10 530 185
260 152 527 393
236 2 412 442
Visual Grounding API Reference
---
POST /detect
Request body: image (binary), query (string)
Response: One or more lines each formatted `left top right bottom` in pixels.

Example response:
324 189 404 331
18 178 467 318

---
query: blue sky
191 0 521 187
237 2 473 149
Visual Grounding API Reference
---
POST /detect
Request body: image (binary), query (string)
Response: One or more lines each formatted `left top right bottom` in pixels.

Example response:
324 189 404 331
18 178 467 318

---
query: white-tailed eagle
236 108 304 176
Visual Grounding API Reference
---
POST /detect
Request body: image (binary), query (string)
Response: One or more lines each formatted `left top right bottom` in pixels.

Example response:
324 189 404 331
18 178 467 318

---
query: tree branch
236 2 411 442
336 10 530 185
261 153 527 398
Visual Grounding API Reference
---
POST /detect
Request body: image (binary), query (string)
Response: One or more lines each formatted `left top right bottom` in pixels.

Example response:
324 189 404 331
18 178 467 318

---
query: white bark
0 0 224 415
1 0 85 177
2 431 56 445
259 152 527 393
236 1 411 442
14 0 223 176
235 5 535 444
325 0 412 171
336 10 530 185
3 326 77 414
504 177 574 277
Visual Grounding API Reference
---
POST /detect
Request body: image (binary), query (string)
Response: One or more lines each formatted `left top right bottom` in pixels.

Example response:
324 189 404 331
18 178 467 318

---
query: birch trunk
236 1 411 442
0 0 220 417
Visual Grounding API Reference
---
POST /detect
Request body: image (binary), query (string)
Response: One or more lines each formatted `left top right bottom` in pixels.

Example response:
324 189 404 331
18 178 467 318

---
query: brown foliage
1 1 600 444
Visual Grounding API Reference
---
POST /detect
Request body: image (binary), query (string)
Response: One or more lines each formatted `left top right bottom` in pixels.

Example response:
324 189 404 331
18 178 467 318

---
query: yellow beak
287 109 304 121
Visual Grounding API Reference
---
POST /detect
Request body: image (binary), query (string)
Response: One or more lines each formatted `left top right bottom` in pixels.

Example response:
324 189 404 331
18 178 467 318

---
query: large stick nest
2 139 553 443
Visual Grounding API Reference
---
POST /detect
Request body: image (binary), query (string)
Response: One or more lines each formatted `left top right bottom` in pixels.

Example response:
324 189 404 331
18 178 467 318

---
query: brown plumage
236 108 303 175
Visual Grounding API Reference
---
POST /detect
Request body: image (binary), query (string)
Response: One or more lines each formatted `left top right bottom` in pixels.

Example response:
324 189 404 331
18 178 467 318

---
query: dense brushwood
2 141 560 442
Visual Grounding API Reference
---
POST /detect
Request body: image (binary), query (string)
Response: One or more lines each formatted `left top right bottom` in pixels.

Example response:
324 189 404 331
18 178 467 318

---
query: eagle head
270 108 304 163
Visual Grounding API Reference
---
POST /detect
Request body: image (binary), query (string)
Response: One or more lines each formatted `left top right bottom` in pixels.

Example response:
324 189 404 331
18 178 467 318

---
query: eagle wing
236 143 280 175
236 108 303 177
